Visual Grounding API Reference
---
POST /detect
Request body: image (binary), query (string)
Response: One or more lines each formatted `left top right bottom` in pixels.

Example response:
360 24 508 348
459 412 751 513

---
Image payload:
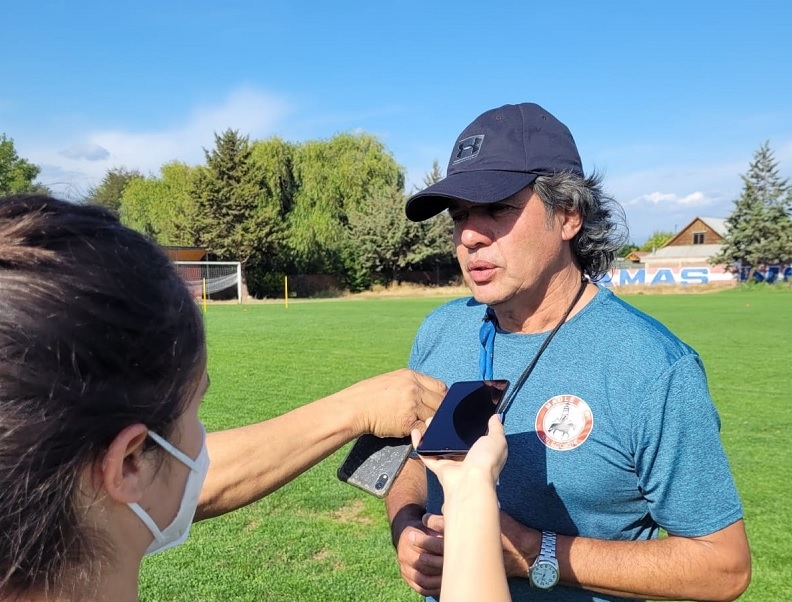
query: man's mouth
467 261 498 283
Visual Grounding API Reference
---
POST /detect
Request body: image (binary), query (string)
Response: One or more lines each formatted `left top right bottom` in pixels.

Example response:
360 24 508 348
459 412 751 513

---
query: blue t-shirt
409 287 743 602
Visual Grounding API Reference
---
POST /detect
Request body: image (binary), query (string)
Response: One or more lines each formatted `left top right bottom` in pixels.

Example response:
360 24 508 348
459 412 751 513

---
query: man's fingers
423 512 445 534
416 551 444 571
403 572 442 597
408 527 444 553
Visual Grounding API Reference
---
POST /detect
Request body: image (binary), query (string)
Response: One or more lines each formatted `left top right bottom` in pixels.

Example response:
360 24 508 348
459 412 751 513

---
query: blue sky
2 0 790 243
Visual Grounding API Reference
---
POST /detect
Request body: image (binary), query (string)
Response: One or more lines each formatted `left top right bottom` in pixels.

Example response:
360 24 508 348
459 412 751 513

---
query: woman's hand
411 414 507 495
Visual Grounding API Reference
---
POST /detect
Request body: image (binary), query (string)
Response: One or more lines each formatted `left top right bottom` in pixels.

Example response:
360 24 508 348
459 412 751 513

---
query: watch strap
529 530 560 590
538 530 557 561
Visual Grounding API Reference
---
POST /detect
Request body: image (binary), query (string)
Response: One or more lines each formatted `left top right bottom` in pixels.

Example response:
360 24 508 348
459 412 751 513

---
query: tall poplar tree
712 142 792 277
289 133 404 275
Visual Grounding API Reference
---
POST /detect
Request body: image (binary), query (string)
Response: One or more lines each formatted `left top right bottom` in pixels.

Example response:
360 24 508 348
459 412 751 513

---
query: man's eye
449 212 467 222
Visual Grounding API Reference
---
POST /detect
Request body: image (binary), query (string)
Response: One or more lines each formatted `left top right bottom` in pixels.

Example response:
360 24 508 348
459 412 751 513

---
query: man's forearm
505 518 750 602
559 520 750 601
386 458 428 544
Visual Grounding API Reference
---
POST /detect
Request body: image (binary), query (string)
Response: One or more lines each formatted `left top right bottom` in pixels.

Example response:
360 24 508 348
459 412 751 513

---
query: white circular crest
535 395 593 451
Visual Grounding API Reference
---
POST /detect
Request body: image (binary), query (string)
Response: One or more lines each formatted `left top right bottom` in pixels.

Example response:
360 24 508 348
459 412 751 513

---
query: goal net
174 261 242 303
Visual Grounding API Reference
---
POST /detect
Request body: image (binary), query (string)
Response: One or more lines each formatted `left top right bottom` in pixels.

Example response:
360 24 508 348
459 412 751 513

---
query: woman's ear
99 424 150 504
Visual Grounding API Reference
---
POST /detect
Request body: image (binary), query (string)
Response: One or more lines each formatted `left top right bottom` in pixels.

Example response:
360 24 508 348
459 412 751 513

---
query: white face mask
128 424 210 555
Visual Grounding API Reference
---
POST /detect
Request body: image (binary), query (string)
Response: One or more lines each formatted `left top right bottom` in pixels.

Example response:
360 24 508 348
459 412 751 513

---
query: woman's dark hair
0 194 205 597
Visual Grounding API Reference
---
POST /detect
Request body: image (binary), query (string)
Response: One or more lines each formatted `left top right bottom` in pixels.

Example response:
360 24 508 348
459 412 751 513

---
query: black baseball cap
405 103 584 222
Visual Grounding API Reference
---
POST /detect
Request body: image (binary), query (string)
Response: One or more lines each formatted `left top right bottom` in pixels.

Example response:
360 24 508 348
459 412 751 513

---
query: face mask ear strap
128 503 167 542
147 430 200 470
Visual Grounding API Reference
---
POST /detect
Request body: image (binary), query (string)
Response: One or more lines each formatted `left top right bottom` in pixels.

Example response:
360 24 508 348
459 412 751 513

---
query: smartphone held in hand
416 380 509 457
337 435 412 498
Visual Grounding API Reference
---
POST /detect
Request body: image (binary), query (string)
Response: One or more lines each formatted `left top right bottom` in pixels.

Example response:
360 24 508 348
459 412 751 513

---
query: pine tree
192 130 286 298
84 167 142 214
422 159 444 189
712 142 792 277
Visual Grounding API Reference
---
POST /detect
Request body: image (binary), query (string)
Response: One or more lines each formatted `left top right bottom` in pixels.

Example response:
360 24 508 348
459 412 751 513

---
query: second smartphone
416 379 509 457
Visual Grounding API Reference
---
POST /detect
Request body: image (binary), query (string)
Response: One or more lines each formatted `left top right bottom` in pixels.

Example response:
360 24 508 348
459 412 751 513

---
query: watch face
531 561 559 589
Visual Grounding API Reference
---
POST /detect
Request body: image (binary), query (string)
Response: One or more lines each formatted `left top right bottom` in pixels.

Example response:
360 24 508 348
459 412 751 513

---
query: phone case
336 434 413 498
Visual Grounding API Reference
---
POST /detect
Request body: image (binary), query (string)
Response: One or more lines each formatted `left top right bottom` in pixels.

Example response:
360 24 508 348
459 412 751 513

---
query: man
386 103 751 601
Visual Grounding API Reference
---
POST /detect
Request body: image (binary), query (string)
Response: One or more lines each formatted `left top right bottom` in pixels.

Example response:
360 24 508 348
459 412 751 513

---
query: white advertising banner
598 266 736 287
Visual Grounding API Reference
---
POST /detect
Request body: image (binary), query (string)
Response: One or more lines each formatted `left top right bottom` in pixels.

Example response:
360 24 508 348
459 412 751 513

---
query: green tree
0 134 42 195
640 230 675 252
346 187 455 289
421 159 444 189
250 137 297 216
192 130 286 299
618 242 640 258
712 142 792 276
120 161 197 245
289 133 404 276
346 187 410 288
84 167 142 213
414 161 456 276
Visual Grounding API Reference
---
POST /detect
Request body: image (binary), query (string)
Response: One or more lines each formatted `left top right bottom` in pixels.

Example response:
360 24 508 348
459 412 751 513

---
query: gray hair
533 172 628 281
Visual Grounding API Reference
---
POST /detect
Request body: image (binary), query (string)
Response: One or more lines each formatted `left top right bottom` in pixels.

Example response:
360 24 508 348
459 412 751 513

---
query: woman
0 194 445 601
411 414 510 602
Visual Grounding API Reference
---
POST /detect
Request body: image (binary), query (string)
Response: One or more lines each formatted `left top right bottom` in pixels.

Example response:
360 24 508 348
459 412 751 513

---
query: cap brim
405 170 539 221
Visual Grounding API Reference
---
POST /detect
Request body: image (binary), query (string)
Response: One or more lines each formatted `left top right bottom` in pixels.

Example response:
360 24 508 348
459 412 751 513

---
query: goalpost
174 261 243 303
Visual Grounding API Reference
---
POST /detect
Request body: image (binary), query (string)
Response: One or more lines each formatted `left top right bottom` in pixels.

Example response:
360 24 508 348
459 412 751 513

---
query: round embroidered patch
535 394 593 451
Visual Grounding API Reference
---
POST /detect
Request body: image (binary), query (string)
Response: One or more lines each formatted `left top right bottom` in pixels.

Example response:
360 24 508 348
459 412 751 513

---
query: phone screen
416 379 509 457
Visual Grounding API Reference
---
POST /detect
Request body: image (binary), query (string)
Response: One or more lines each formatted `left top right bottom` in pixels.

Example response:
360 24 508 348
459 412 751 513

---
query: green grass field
138 286 792 601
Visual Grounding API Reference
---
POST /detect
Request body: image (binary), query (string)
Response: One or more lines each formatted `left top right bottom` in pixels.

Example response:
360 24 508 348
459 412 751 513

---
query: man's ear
99 424 150 504
560 209 583 241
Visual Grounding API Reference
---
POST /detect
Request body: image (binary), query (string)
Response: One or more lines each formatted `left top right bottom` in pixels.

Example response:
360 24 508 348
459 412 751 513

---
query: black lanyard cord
495 277 589 418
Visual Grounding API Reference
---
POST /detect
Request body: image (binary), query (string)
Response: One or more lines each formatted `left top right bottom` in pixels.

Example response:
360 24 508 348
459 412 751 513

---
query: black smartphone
416 379 509 457
337 435 412 498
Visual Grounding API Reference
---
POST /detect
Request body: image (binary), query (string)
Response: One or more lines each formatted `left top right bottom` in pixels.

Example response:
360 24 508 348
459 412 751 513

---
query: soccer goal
174 261 242 303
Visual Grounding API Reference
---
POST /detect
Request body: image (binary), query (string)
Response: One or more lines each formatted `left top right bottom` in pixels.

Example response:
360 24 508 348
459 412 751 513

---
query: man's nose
458 215 493 248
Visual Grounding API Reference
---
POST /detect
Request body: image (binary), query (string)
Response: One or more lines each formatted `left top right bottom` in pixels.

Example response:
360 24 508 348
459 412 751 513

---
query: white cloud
29 87 291 198
625 190 715 208
599 159 743 243
59 144 110 161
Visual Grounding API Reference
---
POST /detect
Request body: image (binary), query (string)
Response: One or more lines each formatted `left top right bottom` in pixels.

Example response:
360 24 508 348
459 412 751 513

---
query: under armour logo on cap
453 135 485 164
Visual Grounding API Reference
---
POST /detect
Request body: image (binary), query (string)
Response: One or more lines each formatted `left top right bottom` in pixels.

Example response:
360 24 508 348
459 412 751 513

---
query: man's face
448 186 578 311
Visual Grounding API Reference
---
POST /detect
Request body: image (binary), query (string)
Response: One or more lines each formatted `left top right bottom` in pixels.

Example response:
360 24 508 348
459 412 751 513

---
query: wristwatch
529 530 560 590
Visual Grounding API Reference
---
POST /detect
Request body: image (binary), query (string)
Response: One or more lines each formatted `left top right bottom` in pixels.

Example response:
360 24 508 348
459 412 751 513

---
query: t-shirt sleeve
632 354 744 537
408 323 425 371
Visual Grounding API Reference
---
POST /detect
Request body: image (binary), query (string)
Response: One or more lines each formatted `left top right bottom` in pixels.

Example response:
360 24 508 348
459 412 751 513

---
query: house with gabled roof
641 217 728 270
602 217 735 287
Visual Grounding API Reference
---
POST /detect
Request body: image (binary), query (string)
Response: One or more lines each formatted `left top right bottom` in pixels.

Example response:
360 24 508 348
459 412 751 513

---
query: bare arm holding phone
196 369 446 520
339 379 509 498
412 414 510 602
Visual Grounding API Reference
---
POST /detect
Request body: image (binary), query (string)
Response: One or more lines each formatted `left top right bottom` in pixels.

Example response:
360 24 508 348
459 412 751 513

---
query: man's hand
393 517 444 597
500 510 540 578
347 369 447 438
424 508 539 581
